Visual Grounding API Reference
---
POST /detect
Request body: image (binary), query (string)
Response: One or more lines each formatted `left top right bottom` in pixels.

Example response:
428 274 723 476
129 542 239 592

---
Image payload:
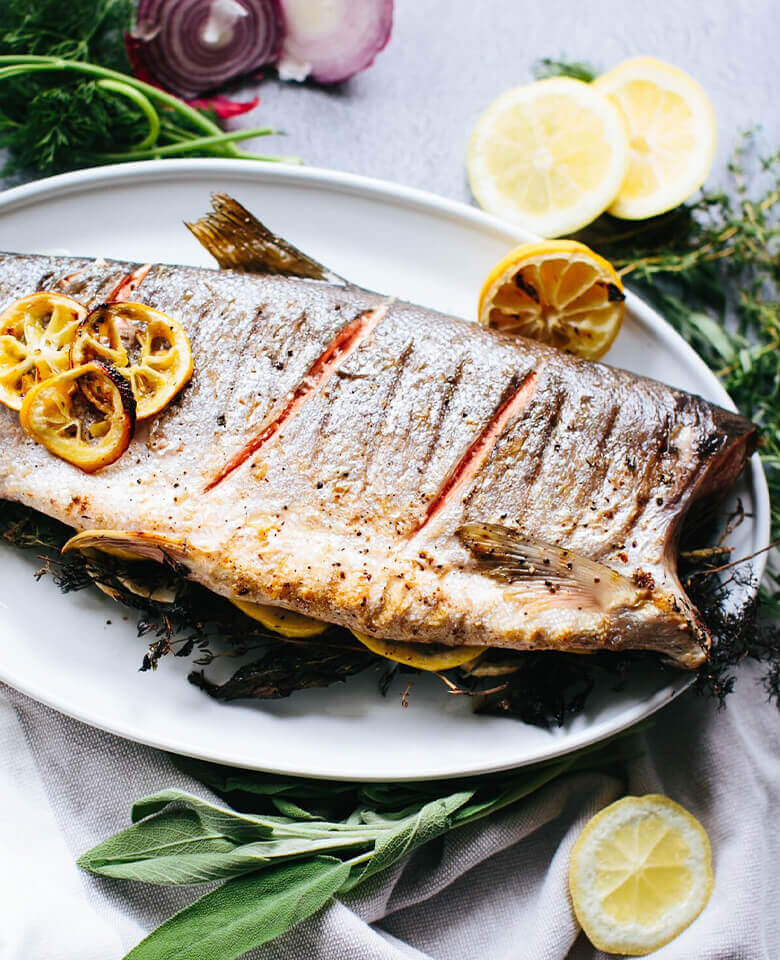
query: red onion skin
279 0 393 85
130 0 284 98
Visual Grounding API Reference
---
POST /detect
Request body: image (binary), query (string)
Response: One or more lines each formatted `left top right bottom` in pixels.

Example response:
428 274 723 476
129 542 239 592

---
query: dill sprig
0 0 296 174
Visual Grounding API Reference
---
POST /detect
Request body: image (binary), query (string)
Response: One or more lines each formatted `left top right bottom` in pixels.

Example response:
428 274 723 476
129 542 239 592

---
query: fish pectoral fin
457 522 645 613
185 193 345 283
62 529 188 571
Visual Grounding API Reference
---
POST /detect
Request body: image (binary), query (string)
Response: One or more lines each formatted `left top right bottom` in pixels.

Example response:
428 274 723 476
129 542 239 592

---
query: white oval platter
0 160 769 779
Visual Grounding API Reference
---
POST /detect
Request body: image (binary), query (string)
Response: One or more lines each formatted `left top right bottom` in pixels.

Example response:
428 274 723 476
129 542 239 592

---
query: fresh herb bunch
77 738 629 960
0 0 293 174
573 134 780 607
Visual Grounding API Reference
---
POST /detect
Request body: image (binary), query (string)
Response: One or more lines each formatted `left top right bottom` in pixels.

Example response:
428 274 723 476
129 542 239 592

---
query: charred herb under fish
3 496 779 726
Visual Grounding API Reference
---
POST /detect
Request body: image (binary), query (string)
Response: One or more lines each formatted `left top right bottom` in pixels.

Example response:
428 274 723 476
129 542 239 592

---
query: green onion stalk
0 55 300 165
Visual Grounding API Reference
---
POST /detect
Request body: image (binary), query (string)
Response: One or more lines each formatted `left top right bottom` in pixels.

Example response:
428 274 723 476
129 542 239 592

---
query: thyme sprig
573 132 780 611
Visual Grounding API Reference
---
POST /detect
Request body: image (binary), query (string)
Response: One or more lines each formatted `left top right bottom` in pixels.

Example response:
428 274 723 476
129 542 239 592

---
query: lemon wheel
569 794 713 956
71 302 193 420
594 57 717 220
351 631 483 671
20 361 136 472
231 599 328 639
478 240 625 360
468 77 628 237
0 293 87 411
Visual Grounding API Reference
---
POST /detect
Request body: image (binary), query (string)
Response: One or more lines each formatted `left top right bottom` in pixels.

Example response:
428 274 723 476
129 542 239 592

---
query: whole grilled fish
0 197 758 669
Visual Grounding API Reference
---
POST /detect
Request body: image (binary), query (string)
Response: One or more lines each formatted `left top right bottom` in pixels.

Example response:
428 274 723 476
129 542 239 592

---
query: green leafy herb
0 0 132 64
78 741 621 956
124 857 353 960
573 132 780 599
0 0 296 175
533 57 598 83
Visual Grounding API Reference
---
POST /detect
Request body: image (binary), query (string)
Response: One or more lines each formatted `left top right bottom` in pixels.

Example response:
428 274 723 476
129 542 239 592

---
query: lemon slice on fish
0 293 87 410
20 362 136 473
594 57 716 220
231 599 327 639
478 240 625 360
351 631 483 671
467 77 628 237
569 795 713 956
70 302 193 420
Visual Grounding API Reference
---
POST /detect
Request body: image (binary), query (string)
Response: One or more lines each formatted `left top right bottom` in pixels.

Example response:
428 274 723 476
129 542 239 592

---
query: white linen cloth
1 666 778 959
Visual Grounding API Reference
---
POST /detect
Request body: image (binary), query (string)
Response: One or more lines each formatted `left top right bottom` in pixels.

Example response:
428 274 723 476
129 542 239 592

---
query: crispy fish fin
458 522 647 613
62 529 188 571
185 193 345 283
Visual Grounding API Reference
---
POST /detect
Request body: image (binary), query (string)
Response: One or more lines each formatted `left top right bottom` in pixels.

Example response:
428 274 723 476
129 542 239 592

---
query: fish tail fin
457 522 647 613
185 194 345 283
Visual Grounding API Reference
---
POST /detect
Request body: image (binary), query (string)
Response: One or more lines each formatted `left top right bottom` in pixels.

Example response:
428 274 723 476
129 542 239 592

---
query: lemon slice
467 77 628 237
569 794 713 956
0 293 87 411
594 57 717 219
20 362 136 473
231 598 327 639
478 240 625 360
70 302 193 420
351 631 483 671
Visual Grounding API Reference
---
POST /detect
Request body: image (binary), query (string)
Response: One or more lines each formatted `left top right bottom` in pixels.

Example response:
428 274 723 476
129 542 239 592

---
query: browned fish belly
0 247 757 669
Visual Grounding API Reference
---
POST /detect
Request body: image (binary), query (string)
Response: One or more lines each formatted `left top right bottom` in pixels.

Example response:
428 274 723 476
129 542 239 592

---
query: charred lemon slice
20 361 136 472
71 302 193 420
0 293 87 411
231 599 328 638
570 795 713 956
478 240 625 361
351 631 483 671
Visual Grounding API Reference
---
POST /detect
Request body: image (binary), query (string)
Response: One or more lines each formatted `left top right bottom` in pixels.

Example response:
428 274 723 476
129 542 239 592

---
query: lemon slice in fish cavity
231 599 327 638
351 631 483 671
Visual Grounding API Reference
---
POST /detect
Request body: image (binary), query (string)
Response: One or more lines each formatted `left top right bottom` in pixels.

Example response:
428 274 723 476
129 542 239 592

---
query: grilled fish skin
0 233 757 670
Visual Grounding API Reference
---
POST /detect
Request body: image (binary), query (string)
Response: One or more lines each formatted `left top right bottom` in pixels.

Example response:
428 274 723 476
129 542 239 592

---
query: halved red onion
130 0 284 98
277 0 393 84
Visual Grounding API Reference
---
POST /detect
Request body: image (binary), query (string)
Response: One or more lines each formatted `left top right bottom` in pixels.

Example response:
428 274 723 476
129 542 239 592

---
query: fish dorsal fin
457 522 646 613
185 193 345 283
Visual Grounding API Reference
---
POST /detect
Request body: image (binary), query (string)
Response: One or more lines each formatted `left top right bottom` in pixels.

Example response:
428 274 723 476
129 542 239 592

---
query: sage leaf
452 757 574 826
270 798 324 820
131 790 285 839
172 756 357 802
124 856 351 960
84 835 372 885
78 806 238 876
344 790 474 890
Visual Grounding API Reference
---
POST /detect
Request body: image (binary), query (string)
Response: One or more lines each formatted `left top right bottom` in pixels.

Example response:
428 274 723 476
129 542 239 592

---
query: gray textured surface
231 0 780 201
